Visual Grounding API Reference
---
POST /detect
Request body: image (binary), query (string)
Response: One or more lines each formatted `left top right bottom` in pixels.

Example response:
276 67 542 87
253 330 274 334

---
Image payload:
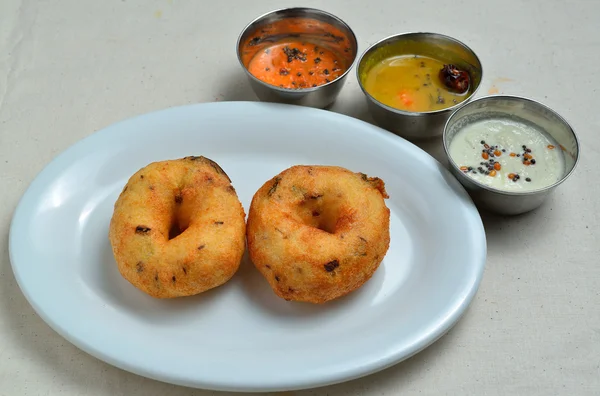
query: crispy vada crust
108 156 246 298
246 165 390 304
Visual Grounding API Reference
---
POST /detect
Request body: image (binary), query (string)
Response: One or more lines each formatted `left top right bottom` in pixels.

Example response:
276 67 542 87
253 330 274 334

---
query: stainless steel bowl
236 7 358 109
443 95 580 215
356 32 483 140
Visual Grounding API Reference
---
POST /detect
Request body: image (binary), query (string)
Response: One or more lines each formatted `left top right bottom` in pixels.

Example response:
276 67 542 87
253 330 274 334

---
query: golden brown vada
246 165 390 304
109 156 246 298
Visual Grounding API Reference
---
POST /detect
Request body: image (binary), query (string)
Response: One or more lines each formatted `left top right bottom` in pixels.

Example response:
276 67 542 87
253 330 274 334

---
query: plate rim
9 101 487 392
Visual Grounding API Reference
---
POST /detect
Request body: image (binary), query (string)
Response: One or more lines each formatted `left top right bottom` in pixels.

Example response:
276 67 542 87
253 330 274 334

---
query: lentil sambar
240 17 354 90
363 55 471 112
358 38 481 113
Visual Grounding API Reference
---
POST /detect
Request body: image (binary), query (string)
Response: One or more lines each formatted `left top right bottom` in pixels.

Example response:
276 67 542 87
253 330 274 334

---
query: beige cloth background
1 0 598 395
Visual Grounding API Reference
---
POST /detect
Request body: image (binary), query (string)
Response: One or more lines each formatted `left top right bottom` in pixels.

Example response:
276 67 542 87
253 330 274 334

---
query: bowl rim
355 31 483 117
442 94 581 197
235 7 359 93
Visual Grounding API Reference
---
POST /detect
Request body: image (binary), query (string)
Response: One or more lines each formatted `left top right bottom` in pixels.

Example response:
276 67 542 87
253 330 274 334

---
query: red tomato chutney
240 18 353 90
248 42 345 89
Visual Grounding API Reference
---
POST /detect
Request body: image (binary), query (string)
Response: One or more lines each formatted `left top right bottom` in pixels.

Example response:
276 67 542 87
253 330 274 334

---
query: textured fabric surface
1 0 598 395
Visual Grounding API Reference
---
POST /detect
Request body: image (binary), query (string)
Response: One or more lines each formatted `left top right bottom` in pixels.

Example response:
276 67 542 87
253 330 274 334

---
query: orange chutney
240 18 353 90
247 42 345 89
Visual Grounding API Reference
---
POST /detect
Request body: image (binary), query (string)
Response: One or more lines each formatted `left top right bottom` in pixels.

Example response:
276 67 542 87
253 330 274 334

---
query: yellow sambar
362 55 470 112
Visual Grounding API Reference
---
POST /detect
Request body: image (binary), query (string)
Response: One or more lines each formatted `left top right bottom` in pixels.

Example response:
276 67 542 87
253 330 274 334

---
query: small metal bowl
236 7 358 109
356 32 483 140
443 95 580 216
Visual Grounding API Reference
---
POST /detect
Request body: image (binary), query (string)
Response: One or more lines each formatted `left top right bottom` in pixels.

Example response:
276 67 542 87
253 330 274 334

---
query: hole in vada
316 214 337 234
299 192 346 234
312 201 343 234
169 222 186 240
168 198 192 240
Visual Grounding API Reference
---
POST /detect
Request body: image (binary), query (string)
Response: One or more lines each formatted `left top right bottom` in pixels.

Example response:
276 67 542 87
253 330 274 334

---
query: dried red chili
439 64 471 94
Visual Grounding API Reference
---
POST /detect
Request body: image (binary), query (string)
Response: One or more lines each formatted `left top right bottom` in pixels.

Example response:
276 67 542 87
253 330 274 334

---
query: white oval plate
10 102 486 392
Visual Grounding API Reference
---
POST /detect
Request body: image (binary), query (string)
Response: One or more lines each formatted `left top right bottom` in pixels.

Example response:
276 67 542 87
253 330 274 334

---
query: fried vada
246 165 390 304
109 156 246 298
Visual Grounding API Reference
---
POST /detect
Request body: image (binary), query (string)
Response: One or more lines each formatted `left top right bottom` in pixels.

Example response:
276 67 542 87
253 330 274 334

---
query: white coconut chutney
449 118 565 192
